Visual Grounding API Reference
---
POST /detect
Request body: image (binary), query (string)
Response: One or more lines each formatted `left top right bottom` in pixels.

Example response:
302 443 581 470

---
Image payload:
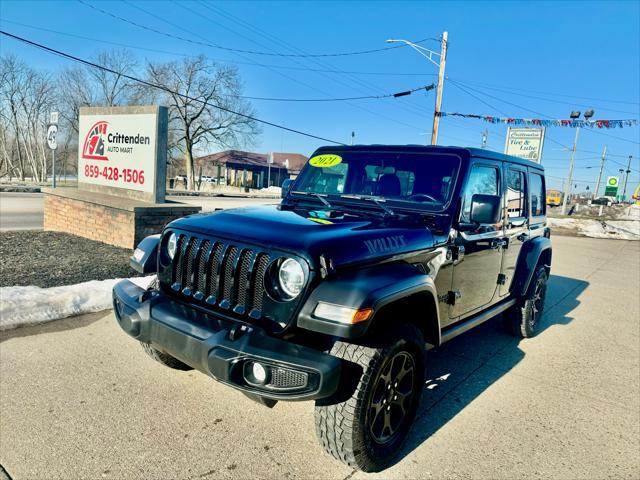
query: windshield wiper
291 191 332 208
340 195 396 217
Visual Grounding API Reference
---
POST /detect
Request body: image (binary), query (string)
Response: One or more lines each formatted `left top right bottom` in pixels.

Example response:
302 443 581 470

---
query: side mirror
281 178 294 198
469 194 502 225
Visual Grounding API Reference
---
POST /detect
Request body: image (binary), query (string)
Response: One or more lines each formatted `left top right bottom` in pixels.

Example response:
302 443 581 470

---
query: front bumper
112 280 341 401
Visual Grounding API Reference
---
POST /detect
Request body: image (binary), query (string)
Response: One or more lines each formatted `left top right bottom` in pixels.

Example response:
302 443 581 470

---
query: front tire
506 265 548 338
314 324 425 472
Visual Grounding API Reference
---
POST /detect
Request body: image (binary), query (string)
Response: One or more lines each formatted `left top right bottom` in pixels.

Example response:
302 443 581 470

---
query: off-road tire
506 265 548 338
139 342 193 371
314 324 425 472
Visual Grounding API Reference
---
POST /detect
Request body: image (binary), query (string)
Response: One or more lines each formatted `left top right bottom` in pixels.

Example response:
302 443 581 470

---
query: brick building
191 150 308 189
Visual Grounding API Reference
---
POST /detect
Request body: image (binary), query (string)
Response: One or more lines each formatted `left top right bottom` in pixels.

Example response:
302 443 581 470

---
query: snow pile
548 217 640 241
0 276 155 331
617 204 640 221
260 186 283 195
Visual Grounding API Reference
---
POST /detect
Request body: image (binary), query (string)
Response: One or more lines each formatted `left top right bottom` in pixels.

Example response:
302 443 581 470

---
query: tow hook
228 324 252 341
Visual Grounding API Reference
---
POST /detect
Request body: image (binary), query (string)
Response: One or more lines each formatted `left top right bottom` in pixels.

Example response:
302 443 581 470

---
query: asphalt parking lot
1 235 639 479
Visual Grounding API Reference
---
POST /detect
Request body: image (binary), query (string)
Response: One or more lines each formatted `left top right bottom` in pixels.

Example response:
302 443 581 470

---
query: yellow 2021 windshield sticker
309 154 342 168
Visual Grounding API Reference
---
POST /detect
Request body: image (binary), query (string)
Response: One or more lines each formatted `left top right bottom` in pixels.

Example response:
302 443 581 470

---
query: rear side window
461 165 499 222
507 169 526 218
530 173 546 216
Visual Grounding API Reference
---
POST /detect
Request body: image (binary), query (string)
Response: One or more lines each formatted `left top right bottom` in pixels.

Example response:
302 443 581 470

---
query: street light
561 109 595 214
386 33 448 145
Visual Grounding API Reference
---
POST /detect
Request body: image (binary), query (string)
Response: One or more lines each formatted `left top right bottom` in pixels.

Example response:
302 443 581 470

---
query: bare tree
0 55 28 179
88 49 139 107
145 55 261 189
58 66 94 135
18 67 55 182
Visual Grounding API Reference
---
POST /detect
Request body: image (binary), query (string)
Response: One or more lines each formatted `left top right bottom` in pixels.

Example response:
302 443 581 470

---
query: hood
168 205 437 270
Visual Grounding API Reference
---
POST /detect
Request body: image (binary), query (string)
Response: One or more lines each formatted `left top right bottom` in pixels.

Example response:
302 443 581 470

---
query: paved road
1 236 639 479
0 193 44 231
0 192 277 231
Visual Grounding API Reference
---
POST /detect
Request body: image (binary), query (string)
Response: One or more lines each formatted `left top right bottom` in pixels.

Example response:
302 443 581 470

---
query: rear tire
314 324 425 472
506 265 548 338
139 342 193 371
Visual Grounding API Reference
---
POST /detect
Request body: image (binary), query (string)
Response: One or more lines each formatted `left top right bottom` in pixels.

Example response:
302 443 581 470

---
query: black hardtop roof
313 144 545 171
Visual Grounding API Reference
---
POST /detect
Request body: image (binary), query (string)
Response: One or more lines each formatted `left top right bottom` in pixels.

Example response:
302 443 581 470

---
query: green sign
604 176 619 197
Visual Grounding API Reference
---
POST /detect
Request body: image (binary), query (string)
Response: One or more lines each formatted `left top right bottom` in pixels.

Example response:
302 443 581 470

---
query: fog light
252 362 267 384
244 361 270 386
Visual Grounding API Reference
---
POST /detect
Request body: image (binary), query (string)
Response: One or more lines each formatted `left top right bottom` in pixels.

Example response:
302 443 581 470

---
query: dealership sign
504 127 546 163
77 106 168 203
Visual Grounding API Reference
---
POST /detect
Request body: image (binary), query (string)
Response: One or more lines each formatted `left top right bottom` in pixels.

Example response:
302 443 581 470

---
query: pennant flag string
437 112 639 129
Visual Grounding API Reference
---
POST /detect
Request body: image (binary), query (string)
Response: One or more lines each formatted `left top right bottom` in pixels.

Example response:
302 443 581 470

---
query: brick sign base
43 188 201 249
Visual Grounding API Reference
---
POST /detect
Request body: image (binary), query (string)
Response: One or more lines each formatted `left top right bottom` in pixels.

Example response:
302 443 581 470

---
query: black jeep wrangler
113 145 551 472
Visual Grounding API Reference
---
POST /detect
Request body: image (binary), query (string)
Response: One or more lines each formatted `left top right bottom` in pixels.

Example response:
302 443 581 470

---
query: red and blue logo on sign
82 121 109 161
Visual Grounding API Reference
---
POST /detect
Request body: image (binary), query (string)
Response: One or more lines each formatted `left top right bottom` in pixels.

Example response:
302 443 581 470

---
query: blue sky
1 0 639 192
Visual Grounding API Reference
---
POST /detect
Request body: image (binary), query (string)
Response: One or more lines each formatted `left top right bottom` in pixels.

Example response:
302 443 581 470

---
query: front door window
449 163 504 320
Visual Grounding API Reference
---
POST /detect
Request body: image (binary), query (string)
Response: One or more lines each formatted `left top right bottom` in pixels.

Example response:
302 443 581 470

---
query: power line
166 1 431 133
0 30 345 145
188 1 435 124
450 78 640 106
447 79 575 150
448 80 510 116
444 83 640 153
546 175 598 184
452 79 640 146
77 0 434 58
443 83 639 175
579 127 640 145
109 1 430 134
2 18 438 77
450 78 639 115
452 81 552 118
234 84 434 102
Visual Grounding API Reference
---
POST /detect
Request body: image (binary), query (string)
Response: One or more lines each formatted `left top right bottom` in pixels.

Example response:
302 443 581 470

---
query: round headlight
278 258 305 298
167 233 178 259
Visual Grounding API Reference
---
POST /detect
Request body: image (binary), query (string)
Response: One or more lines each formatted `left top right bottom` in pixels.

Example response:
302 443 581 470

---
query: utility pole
385 33 448 145
268 152 272 188
431 31 448 146
561 127 580 215
561 109 593 214
593 145 607 198
622 155 632 201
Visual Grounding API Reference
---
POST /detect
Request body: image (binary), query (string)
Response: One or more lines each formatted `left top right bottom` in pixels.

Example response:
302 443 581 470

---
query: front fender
297 263 439 340
130 234 160 274
512 236 552 297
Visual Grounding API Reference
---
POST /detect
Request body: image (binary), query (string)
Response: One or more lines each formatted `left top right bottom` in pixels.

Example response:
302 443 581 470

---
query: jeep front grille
168 233 271 319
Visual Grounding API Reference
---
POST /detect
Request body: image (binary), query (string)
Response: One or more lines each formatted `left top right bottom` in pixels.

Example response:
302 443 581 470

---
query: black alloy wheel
368 351 417 444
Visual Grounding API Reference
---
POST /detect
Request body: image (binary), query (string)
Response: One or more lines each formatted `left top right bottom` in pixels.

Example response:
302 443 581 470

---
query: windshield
292 151 460 210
